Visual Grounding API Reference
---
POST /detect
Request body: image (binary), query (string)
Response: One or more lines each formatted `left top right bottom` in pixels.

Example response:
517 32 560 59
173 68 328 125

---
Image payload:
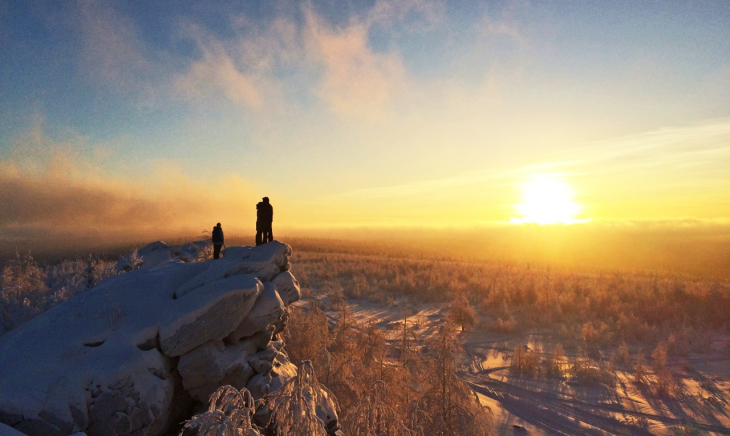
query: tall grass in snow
291 249 729 351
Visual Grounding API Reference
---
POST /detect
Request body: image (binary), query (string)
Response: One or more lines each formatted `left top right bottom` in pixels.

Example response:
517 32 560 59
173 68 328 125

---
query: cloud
365 0 445 29
61 0 526 127
173 0 444 117
332 168 516 201
473 1 526 42
73 0 158 92
173 17 305 110
551 118 730 185
300 0 448 117
0 169 163 230
0 123 261 243
303 8 408 118
521 119 730 219
175 42 263 108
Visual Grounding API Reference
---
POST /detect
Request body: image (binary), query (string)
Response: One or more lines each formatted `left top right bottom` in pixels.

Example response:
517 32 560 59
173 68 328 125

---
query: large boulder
246 345 297 399
272 271 301 306
0 241 298 436
177 339 257 402
226 283 285 343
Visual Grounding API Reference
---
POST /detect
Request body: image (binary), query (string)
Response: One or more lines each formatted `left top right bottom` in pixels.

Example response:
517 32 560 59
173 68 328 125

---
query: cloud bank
0 123 260 245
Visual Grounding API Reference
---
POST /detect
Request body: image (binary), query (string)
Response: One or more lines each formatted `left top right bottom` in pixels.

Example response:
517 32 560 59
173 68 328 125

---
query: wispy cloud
313 119 730 223
173 16 305 110
331 168 517 200
74 0 159 93
172 0 447 117
175 40 263 108
303 9 407 118
54 0 534 131
365 0 445 29
551 118 730 187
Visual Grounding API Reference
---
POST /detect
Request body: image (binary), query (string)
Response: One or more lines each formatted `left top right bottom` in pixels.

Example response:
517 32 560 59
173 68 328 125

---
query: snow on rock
159 275 262 357
0 423 27 436
114 240 209 272
250 360 340 435
315 388 341 435
246 350 298 399
177 339 257 402
272 271 301 306
0 241 301 436
174 245 291 299
226 283 285 343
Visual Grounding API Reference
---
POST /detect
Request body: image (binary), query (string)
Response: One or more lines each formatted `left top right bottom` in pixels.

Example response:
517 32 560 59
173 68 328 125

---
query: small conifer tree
448 294 476 332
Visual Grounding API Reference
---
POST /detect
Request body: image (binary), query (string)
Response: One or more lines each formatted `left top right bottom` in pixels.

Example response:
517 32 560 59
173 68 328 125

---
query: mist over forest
3 221 728 280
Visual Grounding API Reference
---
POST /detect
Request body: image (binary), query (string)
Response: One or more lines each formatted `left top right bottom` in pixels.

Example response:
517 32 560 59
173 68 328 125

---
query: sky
1 0 729 242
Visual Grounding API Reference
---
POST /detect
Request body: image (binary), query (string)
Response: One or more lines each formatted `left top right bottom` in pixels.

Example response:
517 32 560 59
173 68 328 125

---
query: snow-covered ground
303 295 730 435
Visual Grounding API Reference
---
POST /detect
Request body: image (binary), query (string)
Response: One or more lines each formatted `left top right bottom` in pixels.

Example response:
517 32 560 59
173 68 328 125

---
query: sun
510 174 584 224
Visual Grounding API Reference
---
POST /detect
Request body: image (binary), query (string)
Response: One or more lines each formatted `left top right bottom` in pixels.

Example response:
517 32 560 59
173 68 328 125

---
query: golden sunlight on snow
511 174 587 225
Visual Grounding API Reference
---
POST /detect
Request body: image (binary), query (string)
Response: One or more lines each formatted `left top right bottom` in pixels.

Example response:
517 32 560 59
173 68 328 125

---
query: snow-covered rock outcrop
0 242 303 436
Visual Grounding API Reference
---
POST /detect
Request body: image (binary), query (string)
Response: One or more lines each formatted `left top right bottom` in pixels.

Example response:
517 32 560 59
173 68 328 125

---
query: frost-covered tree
0 251 48 330
262 361 340 436
447 294 476 332
180 385 260 436
415 325 491 436
1 251 118 334
343 380 415 436
284 302 330 372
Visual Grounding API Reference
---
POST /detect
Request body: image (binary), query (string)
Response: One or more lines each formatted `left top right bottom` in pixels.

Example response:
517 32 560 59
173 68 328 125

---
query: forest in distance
2 221 729 279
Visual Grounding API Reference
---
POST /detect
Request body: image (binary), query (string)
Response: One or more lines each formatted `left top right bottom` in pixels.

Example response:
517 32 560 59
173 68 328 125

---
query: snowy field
286 242 730 435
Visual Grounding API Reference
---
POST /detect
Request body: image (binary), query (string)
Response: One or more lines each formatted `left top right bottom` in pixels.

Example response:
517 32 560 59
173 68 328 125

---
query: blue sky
0 0 729 237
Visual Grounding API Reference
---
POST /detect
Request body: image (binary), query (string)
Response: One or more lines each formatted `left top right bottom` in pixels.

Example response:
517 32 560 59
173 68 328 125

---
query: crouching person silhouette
212 222 224 259
256 197 273 246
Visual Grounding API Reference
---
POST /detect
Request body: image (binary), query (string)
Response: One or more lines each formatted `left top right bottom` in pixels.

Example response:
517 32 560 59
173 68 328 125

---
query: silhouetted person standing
256 197 273 246
212 222 224 259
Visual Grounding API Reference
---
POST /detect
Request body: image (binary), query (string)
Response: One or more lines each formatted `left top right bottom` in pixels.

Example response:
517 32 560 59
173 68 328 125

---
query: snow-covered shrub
180 385 260 436
116 249 143 272
262 360 339 436
570 356 615 387
617 340 631 364
492 315 516 333
651 341 668 370
292 242 730 349
654 369 677 397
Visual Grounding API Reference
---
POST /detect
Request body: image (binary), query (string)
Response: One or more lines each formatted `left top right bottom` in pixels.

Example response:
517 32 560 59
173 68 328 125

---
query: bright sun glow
510 174 585 224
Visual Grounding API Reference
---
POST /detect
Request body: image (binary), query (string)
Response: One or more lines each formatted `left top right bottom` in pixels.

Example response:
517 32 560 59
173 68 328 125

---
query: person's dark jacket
212 226 224 245
256 202 273 228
